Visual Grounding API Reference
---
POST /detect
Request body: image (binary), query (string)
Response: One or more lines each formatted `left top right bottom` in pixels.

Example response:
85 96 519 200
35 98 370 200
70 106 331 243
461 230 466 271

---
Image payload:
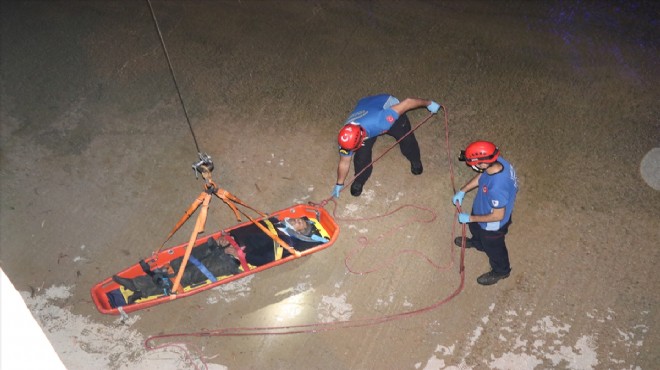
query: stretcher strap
171 192 212 293
215 190 299 258
188 255 217 282
220 234 250 271
310 218 331 239
263 219 284 260
246 216 300 258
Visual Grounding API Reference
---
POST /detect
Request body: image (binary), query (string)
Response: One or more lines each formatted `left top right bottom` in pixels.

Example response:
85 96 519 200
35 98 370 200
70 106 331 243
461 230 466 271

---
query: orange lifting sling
158 168 300 293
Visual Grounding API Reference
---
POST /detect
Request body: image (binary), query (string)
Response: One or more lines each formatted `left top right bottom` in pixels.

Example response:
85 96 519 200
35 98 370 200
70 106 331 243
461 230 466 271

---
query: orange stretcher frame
90 202 339 315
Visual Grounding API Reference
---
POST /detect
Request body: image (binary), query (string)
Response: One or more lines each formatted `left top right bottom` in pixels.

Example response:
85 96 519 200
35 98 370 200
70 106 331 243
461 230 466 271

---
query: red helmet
460 141 499 169
338 123 367 151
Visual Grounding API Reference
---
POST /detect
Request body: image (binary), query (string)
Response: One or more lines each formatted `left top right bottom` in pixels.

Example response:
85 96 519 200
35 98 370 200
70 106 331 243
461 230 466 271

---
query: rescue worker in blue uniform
332 94 441 197
452 141 519 285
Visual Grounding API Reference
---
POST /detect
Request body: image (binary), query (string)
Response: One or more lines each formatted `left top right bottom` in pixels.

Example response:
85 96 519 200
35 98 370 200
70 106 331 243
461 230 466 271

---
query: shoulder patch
386 115 395 123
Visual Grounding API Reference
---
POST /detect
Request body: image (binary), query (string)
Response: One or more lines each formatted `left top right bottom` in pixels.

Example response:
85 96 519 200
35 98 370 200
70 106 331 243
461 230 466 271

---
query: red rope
144 107 469 367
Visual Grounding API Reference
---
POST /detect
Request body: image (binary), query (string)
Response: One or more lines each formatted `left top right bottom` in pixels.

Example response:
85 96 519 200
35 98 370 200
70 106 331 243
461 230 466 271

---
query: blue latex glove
427 101 441 114
452 191 465 206
332 184 344 198
458 213 471 224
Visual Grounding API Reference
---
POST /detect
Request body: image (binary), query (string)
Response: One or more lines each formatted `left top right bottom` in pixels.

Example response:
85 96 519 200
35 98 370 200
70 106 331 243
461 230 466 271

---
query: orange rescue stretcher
90 163 339 315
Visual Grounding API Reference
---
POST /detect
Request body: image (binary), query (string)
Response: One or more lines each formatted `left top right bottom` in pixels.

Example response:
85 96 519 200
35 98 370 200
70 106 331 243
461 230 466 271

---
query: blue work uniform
469 157 519 275
339 94 422 186
473 157 518 230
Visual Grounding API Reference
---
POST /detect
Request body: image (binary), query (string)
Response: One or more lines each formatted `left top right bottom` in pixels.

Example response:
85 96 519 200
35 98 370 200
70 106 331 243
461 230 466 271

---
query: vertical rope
146 0 201 153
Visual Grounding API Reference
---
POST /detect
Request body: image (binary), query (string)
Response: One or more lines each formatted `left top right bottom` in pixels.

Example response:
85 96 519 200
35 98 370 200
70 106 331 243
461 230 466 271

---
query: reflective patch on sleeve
484 221 500 231
384 95 400 108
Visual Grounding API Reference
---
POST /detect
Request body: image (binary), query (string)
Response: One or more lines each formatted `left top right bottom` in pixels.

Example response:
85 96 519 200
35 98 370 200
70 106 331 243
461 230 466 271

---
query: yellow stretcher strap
310 218 331 239
262 219 284 260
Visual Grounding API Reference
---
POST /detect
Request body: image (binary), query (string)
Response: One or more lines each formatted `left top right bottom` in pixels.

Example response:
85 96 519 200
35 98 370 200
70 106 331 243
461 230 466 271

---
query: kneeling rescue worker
332 93 441 198
452 140 519 286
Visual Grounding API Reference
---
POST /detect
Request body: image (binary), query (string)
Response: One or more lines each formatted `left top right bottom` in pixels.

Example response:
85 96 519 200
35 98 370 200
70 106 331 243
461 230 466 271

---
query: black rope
146 0 201 153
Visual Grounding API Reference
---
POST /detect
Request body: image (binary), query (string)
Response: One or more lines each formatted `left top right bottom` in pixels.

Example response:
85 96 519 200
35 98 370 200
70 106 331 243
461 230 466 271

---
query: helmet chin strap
471 161 495 173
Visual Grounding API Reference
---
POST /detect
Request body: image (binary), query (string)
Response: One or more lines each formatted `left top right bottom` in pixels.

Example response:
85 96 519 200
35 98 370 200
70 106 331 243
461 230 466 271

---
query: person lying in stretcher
112 216 329 304
226 216 328 266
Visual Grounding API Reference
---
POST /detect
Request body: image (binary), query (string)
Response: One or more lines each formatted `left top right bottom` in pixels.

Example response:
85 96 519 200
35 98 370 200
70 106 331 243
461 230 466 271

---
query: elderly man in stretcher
112 216 330 304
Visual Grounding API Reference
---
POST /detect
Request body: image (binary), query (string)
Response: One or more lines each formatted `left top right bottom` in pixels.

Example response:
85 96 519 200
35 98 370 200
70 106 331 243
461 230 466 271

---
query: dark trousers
469 219 512 275
353 113 421 186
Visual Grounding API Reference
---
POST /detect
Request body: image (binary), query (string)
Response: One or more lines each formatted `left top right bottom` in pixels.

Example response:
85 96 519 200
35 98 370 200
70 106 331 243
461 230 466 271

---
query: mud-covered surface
1 1 658 369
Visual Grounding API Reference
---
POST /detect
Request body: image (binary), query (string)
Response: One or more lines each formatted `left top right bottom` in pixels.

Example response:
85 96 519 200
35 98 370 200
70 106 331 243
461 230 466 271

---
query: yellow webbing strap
310 218 330 239
262 219 284 260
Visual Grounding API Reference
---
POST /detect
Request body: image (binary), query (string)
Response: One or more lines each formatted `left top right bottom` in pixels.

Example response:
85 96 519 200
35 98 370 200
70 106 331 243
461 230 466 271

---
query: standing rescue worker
452 141 518 285
332 94 441 197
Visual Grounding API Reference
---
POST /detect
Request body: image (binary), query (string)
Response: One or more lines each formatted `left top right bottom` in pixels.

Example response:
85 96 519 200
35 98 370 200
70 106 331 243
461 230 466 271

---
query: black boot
350 182 363 196
112 275 137 292
454 237 477 249
477 270 510 286
411 161 423 175
127 291 144 304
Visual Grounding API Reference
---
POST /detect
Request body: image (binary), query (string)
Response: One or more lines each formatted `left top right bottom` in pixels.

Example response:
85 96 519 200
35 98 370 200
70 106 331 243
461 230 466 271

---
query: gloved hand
452 190 465 206
427 101 441 114
332 184 344 198
458 213 471 224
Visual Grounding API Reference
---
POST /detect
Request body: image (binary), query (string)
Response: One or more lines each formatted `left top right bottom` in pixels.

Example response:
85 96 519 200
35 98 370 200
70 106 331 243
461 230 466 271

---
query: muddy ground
1 1 658 369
